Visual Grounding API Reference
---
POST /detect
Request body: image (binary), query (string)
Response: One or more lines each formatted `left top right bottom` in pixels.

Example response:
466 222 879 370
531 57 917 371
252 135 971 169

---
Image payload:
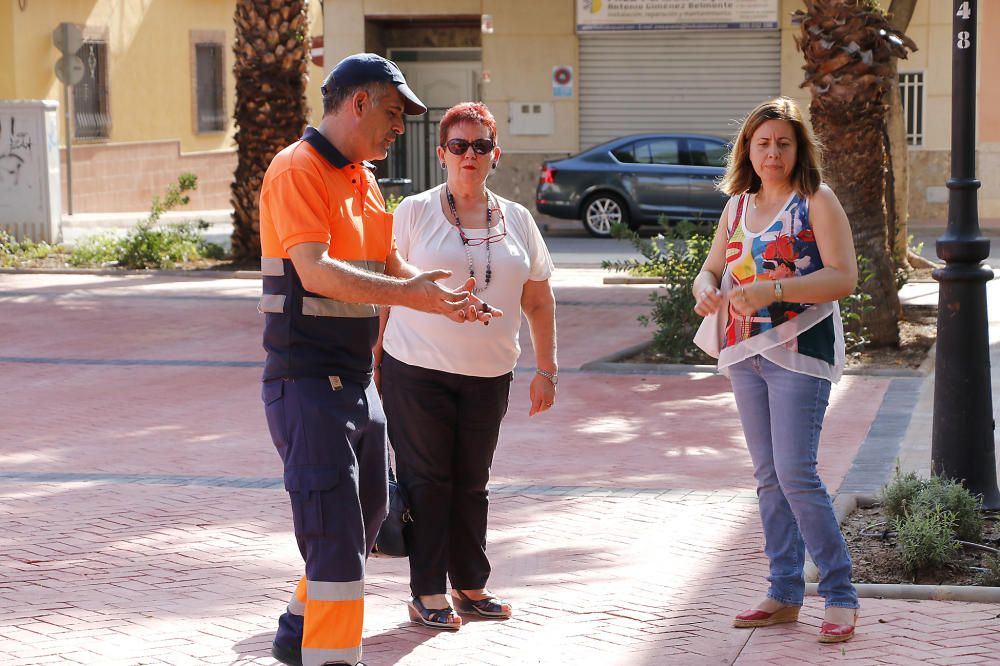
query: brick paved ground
2 270 999 665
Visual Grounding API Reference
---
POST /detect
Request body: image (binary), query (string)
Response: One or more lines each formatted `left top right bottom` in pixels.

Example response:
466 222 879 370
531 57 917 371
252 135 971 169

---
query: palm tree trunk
231 0 311 263
795 0 916 347
812 110 901 345
885 0 931 270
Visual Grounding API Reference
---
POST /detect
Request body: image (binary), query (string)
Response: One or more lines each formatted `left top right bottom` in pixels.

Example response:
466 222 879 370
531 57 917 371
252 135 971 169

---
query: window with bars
195 43 225 132
898 71 924 146
73 41 111 139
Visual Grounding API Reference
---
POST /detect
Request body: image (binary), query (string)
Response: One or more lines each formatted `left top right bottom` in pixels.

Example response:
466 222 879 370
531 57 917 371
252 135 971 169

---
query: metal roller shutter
579 30 780 149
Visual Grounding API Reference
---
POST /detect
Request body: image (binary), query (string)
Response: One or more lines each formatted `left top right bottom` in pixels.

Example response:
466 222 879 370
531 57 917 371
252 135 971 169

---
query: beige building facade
326 0 999 222
1 0 324 214
1 1 996 221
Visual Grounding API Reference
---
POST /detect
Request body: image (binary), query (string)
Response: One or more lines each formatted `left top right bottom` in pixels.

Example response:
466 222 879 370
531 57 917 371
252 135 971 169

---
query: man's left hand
445 277 505 325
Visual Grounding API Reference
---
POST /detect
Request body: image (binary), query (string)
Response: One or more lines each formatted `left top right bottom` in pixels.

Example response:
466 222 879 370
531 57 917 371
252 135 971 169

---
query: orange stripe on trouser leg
302 598 365 650
295 576 307 603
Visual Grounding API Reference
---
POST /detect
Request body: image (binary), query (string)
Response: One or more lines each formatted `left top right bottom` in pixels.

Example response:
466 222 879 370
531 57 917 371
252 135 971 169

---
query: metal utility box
0 100 62 243
508 101 554 136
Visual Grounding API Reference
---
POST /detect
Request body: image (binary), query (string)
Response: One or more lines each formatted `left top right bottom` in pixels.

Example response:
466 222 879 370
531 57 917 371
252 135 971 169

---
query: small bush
0 229 20 267
385 193 403 213
977 554 1000 587
603 220 713 363
912 477 983 542
882 468 926 522
117 220 208 270
67 173 227 269
894 507 960 574
840 254 875 355
67 233 120 267
0 229 60 267
893 234 925 291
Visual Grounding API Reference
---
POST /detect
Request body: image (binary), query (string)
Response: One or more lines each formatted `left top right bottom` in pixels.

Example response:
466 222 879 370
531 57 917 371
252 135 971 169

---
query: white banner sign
577 0 778 32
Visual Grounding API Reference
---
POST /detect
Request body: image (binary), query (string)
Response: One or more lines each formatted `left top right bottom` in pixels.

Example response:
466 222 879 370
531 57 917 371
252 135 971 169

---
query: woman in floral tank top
692 98 861 643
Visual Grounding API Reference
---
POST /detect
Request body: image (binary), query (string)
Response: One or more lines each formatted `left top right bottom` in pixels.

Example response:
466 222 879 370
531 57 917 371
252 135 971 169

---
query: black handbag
373 465 412 558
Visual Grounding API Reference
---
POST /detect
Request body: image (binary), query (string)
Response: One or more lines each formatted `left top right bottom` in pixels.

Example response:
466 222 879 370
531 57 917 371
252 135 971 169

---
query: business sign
577 0 778 32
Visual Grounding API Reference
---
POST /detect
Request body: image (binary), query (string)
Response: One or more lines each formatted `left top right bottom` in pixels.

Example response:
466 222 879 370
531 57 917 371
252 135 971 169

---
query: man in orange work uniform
259 54 485 666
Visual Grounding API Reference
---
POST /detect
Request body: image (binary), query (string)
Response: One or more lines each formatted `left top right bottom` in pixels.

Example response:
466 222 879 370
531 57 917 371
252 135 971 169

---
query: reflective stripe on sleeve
302 297 377 318
261 257 285 276
258 294 286 313
346 259 386 274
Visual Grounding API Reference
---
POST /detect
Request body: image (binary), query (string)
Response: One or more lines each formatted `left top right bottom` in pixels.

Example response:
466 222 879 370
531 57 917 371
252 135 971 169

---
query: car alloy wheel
583 194 627 238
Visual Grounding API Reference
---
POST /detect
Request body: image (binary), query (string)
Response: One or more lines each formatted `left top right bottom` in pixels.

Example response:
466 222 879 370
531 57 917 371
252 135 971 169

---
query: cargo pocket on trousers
262 380 284 405
262 380 288 462
285 465 341 537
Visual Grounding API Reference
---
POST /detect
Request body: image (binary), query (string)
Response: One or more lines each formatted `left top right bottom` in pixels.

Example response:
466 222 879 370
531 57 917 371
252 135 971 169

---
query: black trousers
381 352 512 597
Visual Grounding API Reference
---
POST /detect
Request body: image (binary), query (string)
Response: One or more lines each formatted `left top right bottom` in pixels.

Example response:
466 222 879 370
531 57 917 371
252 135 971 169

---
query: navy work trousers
263 376 388 666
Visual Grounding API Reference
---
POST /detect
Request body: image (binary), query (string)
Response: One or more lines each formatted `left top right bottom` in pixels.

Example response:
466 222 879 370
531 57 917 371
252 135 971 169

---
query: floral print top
719 191 841 378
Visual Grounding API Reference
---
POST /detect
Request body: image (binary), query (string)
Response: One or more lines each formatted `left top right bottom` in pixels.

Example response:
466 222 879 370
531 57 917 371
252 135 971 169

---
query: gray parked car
535 133 730 237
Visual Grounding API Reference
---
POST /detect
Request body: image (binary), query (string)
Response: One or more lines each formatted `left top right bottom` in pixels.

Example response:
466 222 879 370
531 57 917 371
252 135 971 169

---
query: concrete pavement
2 267 1000 665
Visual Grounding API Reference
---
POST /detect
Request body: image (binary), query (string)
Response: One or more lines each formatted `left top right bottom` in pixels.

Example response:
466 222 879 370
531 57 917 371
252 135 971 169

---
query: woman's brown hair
719 97 823 198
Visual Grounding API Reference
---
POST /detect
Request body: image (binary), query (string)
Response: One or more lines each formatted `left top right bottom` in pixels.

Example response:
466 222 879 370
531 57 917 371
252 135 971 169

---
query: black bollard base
931 262 1000 509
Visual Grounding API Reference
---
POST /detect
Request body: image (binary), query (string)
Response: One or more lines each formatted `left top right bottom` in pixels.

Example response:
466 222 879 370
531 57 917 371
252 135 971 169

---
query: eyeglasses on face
444 138 495 156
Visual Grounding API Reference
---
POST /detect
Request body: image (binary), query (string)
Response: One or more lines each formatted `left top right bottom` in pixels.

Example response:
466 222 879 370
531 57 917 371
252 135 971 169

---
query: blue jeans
728 356 858 609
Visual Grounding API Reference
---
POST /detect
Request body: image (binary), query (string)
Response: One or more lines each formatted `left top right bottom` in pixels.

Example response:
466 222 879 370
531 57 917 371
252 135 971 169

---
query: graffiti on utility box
0 101 62 244
0 116 35 190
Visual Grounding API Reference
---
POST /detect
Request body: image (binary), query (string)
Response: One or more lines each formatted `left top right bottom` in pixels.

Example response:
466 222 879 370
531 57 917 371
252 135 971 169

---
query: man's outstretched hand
445 277 504 325
404 270 471 315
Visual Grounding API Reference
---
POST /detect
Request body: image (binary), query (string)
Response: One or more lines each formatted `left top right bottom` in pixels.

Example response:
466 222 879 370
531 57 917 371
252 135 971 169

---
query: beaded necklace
445 185 494 294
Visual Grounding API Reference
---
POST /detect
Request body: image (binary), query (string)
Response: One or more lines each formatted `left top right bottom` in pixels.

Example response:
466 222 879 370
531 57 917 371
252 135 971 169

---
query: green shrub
894 507 960 574
0 229 19 267
68 173 227 269
0 229 60 267
893 234 926 291
912 477 983 542
149 172 197 223
603 220 714 363
67 233 120 267
840 254 875 355
117 220 205 270
385 193 403 213
199 236 227 260
881 470 987 575
977 554 1000 586
881 467 926 522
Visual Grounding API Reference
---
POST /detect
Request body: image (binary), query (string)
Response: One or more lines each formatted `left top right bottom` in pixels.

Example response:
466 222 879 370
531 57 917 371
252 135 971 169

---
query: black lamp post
931 0 999 508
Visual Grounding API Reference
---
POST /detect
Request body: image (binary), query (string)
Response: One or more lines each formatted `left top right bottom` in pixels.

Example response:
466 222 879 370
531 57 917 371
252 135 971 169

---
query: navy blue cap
321 53 427 116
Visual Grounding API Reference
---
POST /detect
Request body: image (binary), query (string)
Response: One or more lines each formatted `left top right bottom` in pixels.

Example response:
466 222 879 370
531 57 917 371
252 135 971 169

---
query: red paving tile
1 270 998 665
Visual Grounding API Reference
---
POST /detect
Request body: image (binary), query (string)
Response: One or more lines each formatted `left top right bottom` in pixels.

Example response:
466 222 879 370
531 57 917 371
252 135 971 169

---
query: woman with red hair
377 102 557 630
